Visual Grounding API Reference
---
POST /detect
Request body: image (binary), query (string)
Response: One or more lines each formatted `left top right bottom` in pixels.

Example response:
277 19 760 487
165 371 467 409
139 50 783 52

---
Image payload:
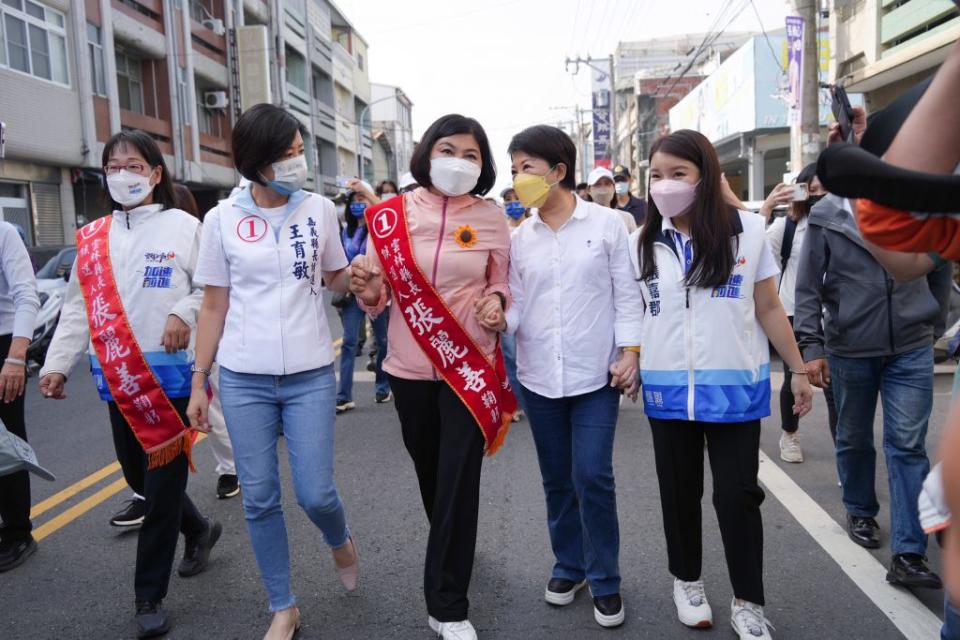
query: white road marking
758 451 943 639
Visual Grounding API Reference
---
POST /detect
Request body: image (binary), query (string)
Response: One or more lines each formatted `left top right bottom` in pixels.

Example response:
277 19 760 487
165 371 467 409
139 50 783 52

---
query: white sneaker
673 579 713 628
428 616 477 640
779 431 804 463
730 599 774 639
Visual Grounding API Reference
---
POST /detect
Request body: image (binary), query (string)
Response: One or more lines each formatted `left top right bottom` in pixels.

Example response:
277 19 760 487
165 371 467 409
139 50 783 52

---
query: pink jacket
362 188 511 381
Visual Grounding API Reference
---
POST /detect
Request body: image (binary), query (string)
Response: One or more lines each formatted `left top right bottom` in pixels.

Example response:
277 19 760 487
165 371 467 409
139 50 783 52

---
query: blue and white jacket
629 210 772 423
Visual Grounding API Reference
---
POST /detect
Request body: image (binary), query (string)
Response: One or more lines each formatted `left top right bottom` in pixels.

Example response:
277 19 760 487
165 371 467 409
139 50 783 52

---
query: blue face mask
504 201 526 220
349 202 367 218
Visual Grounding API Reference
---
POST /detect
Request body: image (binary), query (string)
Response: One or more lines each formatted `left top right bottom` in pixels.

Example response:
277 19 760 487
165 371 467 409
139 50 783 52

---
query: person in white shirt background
760 163 839 464
629 129 813 640
186 104 358 640
502 125 643 630
586 167 638 234
0 219 41 573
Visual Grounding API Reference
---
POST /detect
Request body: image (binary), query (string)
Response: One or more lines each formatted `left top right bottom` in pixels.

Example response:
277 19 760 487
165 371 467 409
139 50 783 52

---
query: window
87 23 105 96
356 51 363 71
195 85 226 137
116 50 144 113
285 46 306 92
0 0 68 84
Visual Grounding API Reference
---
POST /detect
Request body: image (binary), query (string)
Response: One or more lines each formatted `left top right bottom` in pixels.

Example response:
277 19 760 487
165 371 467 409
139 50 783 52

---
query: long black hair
789 162 818 222
639 129 736 289
101 130 176 211
343 190 367 237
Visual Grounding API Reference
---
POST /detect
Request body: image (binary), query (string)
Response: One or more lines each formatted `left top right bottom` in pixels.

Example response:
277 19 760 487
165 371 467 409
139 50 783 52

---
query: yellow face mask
513 166 560 209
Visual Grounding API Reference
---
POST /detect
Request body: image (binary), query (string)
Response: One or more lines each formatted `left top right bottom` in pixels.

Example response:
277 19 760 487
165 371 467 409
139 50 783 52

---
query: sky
335 0 790 195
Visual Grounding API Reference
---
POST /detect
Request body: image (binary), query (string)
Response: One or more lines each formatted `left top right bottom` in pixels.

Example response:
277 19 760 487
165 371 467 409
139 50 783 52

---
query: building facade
369 82 412 185
0 0 377 246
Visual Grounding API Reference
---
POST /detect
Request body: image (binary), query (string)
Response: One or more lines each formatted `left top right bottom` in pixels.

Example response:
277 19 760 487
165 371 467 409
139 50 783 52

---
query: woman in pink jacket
350 114 511 640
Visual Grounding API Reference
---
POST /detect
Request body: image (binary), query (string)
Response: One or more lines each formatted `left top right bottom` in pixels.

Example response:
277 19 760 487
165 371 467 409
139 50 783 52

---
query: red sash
365 196 516 455
76 217 196 470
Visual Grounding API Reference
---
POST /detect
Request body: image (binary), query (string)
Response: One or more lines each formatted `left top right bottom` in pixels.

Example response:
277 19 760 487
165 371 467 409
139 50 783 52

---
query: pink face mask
650 179 699 219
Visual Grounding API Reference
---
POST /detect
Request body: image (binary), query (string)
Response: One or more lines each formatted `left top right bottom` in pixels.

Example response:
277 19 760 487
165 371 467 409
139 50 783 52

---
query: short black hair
376 180 399 196
409 114 496 196
232 103 305 185
507 125 577 190
101 130 176 211
576 182 589 191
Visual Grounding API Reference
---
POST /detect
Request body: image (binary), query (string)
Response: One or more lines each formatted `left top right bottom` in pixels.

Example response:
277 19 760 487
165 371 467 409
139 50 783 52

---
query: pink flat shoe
334 537 359 592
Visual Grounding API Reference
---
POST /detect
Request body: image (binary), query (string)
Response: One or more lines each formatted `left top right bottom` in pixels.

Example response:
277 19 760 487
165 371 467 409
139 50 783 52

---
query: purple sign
591 67 612 168
785 15 805 118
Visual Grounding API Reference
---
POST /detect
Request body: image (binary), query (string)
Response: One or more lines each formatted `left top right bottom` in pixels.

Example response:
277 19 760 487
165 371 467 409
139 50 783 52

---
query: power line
750 0 786 73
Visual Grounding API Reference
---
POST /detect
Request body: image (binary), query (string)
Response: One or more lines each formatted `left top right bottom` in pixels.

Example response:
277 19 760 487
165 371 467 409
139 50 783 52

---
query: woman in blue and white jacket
628 130 812 640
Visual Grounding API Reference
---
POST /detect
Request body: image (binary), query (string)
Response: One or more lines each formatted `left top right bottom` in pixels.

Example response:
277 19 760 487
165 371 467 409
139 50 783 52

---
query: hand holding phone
831 84 855 143
791 183 809 202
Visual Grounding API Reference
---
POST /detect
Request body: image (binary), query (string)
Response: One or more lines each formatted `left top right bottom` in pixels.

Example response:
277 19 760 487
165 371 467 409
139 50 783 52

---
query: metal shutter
32 183 65 246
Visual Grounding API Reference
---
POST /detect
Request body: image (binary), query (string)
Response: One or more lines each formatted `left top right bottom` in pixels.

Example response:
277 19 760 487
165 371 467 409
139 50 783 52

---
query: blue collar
234 185 309 216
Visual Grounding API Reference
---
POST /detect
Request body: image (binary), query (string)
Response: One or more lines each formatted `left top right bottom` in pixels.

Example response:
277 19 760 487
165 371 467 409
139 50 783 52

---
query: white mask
429 157 481 197
266 155 309 196
107 170 154 208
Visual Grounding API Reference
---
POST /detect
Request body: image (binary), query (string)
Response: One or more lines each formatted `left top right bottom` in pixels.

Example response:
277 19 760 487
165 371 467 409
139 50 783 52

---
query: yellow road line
30 461 121 519
32 476 129 541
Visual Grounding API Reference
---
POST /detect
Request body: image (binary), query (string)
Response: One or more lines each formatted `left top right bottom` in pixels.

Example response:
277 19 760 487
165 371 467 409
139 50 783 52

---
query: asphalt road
2 306 955 639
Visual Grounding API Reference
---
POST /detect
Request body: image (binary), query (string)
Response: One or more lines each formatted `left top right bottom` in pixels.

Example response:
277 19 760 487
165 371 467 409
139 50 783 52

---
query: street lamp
356 93 399 179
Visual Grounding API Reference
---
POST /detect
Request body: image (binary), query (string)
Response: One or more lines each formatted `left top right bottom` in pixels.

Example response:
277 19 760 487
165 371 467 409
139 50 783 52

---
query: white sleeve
194 208 231 287
170 218 204 326
608 216 644 347
320 199 349 272
765 216 785 262
39 260 90 378
756 233 782 282
504 234 524 336
0 225 40 339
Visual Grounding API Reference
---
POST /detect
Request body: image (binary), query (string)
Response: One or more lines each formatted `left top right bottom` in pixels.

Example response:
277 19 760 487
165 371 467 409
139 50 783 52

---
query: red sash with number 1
366 196 516 455
76 217 196 470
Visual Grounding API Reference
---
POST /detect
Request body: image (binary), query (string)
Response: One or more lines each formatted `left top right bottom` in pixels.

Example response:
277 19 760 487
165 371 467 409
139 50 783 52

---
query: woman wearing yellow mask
499 125 644 629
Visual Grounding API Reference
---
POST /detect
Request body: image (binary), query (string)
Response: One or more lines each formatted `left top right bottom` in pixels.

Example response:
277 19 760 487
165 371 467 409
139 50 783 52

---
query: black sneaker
593 593 625 628
178 520 222 578
366 355 376 372
336 400 356 414
847 514 881 549
110 497 146 527
0 536 37 572
886 553 943 590
135 600 171 638
216 474 240 499
544 577 586 606
375 391 392 404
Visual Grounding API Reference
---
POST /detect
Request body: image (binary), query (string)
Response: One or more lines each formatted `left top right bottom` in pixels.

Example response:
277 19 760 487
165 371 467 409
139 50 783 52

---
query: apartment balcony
112 0 166 56
191 19 228 84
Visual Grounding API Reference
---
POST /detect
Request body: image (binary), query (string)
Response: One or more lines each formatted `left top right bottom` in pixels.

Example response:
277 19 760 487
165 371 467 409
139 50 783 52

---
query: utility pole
790 0 821 171
565 55 617 168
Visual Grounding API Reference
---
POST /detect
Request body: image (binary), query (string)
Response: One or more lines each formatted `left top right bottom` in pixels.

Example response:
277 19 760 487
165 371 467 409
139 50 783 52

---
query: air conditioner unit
202 18 225 36
204 91 228 109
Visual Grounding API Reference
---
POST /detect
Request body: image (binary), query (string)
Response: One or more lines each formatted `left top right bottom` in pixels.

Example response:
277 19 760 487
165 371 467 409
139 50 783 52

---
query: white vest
212 190 343 375
629 210 772 423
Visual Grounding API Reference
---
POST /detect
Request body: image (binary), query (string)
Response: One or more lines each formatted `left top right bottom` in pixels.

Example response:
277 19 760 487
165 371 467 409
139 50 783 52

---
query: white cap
399 172 417 190
587 167 614 187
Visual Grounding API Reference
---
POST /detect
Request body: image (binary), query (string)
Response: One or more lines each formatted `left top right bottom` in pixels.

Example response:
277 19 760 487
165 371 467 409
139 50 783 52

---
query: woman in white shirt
186 104 358 640
503 125 643 629
761 164 838 463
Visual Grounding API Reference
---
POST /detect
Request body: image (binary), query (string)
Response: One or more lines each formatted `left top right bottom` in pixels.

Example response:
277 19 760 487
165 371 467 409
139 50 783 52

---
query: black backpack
779 217 797 291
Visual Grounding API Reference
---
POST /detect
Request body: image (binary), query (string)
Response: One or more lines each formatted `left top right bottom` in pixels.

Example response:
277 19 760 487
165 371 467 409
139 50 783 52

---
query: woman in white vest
628 130 813 640
186 104 358 640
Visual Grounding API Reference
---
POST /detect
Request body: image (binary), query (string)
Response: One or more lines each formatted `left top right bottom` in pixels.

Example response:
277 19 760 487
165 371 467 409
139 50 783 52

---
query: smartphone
791 183 809 202
335 176 352 188
831 84 855 143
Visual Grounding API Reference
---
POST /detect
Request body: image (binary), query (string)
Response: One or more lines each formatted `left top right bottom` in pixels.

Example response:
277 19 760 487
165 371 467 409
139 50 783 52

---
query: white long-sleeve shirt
505 198 644 398
0 221 39 339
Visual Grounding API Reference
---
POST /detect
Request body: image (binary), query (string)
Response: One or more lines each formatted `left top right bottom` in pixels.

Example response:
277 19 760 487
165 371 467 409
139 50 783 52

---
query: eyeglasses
103 162 149 176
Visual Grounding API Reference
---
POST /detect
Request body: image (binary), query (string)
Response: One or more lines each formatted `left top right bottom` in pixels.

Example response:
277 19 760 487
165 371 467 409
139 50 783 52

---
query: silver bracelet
5 357 26 367
789 368 809 375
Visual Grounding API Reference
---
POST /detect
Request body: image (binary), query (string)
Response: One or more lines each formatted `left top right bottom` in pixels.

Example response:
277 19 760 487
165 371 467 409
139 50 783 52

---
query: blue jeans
501 333 526 413
219 364 350 611
828 345 933 556
338 298 390 401
522 383 621 596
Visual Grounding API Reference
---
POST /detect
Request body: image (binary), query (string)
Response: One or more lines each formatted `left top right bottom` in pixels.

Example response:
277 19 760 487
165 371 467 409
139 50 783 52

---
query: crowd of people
0 37 958 640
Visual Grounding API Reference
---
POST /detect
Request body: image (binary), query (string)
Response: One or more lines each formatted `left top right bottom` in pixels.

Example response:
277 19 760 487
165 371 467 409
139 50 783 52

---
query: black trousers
388 375 485 622
0 334 30 543
780 320 839 438
649 417 766 605
108 397 207 604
